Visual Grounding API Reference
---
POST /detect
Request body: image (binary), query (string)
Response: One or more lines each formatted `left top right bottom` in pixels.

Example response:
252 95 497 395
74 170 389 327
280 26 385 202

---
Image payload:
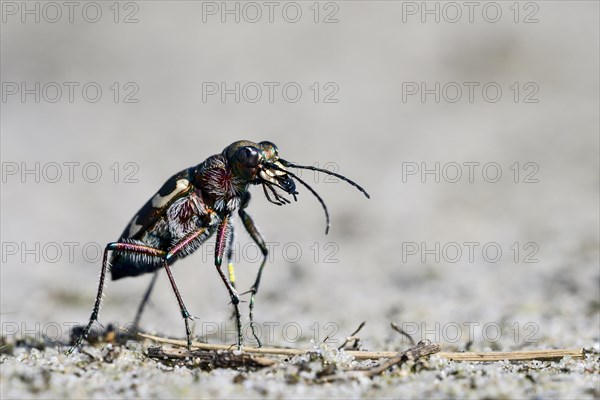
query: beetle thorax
195 155 248 212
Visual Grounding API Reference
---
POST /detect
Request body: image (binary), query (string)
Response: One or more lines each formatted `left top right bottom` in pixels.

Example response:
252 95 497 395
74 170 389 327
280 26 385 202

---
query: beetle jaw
258 161 297 194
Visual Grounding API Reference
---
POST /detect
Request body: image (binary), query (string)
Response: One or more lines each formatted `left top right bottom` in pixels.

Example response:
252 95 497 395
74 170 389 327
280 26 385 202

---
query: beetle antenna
271 165 331 235
280 160 370 199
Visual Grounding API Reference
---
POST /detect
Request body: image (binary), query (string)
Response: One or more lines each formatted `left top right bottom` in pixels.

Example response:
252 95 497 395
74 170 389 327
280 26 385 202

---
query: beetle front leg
225 223 241 323
226 223 237 291
67 242 166 354
214 214 243 349
239 193 269 347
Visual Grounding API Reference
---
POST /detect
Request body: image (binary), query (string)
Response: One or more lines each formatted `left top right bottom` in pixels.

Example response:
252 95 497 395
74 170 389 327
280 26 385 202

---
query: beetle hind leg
67 242 167 354
130 270 160 334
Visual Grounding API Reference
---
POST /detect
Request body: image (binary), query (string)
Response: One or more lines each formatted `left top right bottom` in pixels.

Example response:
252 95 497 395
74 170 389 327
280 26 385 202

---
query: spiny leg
131 270 160 333
165 227 209 349
226 223 241 323
226 223 236 291
161 260 195 349
239 192 269 347
67 242 166 354
214 213 243 348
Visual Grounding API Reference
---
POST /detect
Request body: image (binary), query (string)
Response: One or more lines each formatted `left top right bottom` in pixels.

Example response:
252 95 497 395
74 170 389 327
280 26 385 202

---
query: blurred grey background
1 1 598 350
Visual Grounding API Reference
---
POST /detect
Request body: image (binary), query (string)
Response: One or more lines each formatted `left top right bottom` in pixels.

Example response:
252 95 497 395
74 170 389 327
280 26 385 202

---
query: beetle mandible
68 140 369 353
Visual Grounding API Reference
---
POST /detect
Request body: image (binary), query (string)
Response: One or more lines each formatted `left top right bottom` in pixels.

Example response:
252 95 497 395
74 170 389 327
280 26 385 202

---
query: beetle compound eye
237 146 261 168
259 141 278 156
259 141 279 161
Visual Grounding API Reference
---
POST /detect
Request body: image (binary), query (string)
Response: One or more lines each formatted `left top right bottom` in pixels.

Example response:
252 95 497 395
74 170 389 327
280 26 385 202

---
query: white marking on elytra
151 178 190 208
128 214 143 237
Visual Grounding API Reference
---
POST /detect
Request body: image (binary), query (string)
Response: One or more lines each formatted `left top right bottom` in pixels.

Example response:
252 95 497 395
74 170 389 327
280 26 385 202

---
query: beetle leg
67 242 166 354
214 213 243 349
225 223 242 323
164 227 210 349
238 193 269 347
226 222 236 291
161 261 194 349
131 270 159 333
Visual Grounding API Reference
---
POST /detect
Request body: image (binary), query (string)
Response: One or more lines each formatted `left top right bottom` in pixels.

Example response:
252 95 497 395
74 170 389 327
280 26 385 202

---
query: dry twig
317 340 441 382
337 321 366 350
146 346 276 370
390 322 416 346
361 340 441 378
437 349 584 361
138 333 584 365
139 332 406 360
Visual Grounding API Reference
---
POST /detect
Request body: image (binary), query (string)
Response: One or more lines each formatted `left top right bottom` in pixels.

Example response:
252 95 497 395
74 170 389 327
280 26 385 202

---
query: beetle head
223 140 370 234
223 140 297 196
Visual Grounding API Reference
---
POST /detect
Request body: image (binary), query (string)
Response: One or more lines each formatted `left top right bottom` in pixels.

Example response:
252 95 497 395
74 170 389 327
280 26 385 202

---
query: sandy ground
1 1 599 398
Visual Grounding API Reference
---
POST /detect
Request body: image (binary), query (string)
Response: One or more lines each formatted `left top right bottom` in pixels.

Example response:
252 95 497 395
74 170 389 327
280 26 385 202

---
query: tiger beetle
67 140 369 354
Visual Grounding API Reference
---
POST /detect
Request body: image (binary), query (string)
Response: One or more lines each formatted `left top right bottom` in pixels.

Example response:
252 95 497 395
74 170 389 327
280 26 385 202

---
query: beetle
68 140 369 353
